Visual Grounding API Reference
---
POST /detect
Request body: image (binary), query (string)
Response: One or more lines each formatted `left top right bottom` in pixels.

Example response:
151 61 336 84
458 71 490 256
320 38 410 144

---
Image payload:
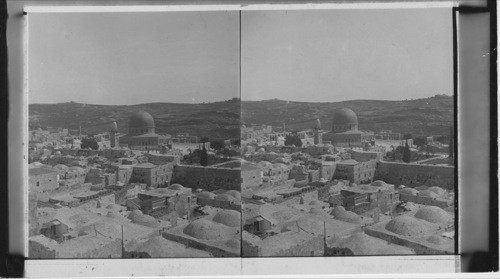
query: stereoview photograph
27 7 455 259
240 8 455 257
27 11 242 258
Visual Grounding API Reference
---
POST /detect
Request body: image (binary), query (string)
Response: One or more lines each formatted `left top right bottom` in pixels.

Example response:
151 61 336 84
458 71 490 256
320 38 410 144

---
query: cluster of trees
284 133 302 147
182 137 240 166
386 140 412 163
81 137 99 150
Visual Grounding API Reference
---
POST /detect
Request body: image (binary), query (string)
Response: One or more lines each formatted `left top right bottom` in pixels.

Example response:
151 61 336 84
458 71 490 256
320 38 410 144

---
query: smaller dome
225 190 241 200
212 210 241 227
385 215 438 237
131 214 159 228
428 186 447 197
418 190 439 199
168 184 184 190
213 189 227 195
414 206 452 223
400 188 419 196
197 191 216 199
128 209 143 220
371 180 387 187
415 185 429 191
215 194 236 202
331 206 362 224
183 219 234 240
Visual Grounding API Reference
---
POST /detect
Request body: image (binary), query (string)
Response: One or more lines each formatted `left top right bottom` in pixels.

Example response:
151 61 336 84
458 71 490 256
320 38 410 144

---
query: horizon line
28 94 453 106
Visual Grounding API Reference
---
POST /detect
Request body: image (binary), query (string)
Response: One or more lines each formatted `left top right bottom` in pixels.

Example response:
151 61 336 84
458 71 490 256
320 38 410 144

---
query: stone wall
172 165 241 191
162 232 238 257
374 162 455 190
196 197 241 212
349 150 383 162
145 154 180 165
399 193 452 208
364 227 452 255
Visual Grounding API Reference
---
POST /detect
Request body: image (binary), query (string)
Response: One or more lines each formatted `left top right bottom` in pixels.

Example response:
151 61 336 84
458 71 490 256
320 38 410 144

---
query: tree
230 139 241 146
81 137 99 150
402 140 411 163
218 148 239 158
210 140 225 151
413 137 427 148
200 137 210 143
200 145 208 166
403 134 412 140
285 134 302 147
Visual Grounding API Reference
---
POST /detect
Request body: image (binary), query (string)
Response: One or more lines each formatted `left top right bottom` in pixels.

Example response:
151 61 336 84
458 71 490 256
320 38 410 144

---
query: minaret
110 122 118 148
313 118 323 145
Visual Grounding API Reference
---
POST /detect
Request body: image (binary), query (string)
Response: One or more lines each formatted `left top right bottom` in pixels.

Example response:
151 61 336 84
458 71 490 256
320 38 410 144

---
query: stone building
130 163 172 188
29 168 59 200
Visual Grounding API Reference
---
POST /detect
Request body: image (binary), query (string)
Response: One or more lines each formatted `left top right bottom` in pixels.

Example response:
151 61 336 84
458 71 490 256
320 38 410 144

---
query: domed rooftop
129 111 155 128
215 194 237 202
371 180 387 187
167 184 184 190
385 215 438 237
131 214 159 228
212 210 241 227
428 186 447 197
415 185 429 191
197 191 216 199
331 206 362 224
332 108 358 125
225 190 241 200
418 190 439 199
183 219 234 240
400 188 419 196
414 206 452 223
128 209 143 220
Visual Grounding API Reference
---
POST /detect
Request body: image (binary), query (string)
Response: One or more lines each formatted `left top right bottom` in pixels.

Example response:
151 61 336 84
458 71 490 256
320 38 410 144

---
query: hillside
29 99 241 139
29 95 454 139
242 95 454 136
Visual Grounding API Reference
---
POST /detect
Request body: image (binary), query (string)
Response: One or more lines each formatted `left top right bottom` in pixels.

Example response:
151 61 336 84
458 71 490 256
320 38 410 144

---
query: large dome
332 108 358 125
129 111 155 128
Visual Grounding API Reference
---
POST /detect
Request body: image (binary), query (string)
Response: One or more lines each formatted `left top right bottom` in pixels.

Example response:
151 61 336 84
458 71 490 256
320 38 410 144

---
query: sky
29 8 453 105
241 8 453 102
29 11 240 105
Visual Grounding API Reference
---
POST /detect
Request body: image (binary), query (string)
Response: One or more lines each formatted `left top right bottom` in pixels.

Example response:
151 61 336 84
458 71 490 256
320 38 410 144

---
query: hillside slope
29 95 454 139
242 95 454 136
29 99 241 139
